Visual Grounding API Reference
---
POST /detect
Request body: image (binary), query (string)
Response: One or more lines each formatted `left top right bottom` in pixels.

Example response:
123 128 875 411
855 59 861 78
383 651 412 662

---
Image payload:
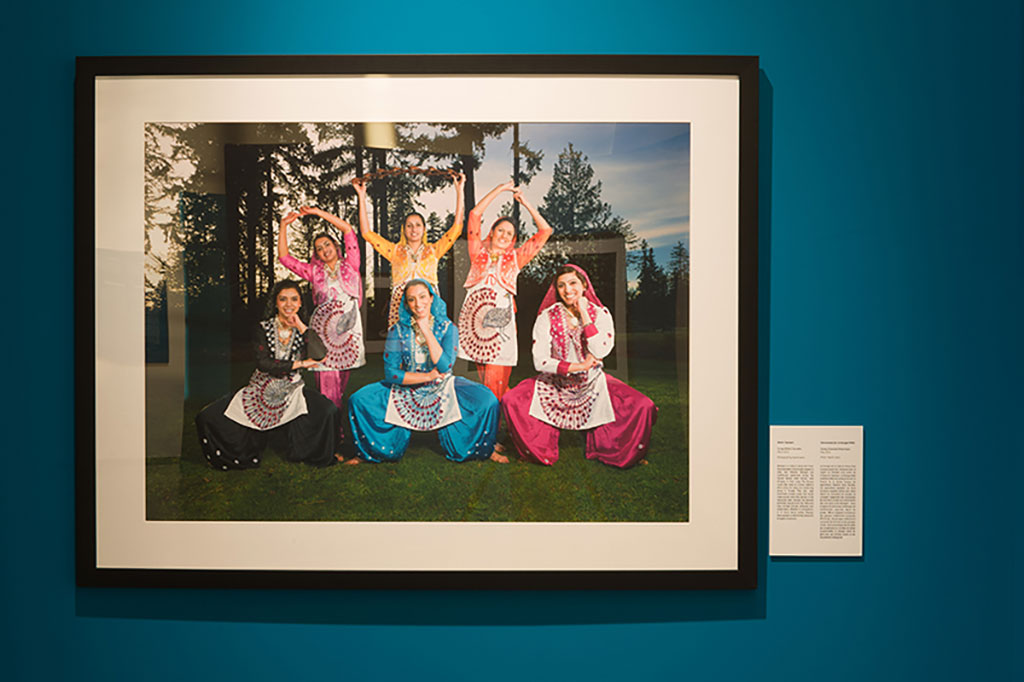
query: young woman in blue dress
346 279 508 464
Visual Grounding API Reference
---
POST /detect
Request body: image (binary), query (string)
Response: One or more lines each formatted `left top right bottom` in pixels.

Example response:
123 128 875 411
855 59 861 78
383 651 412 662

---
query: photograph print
143 120 691 524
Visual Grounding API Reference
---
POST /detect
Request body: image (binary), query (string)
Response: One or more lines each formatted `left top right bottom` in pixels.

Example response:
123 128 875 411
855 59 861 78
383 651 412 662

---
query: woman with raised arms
457 181 553 401
278 207 365 452
346 279 507 464
353 173 465 327
195 279 338 470
501 264 658 468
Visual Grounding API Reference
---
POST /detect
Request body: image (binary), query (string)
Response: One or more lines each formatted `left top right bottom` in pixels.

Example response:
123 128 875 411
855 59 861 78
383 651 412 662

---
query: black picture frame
76 54 758 589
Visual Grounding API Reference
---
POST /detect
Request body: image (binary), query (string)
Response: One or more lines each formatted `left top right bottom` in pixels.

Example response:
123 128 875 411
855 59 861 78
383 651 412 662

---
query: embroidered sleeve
278 253 313 282
532 310 562 374
363 230 396 262
342 230 361 275
585 306 615 359
382 327 405 386
466 211 483 261
304 328 327 361
435 322 457 374
515 223 553 269
433 218 463 258
253 326 293 377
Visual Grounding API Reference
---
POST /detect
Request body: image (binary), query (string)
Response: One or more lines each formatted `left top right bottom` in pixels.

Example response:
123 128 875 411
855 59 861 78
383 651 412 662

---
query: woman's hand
301 206 354 234
415 315 434 336
564 300 584 322
454 172 465 191
281 312 307 335
567 354 598 374
352 177 367 198
279 212 299 259
425 368 441 382
300 358 321 369
513 187 533 208
578 301 592 326
498 180 516 193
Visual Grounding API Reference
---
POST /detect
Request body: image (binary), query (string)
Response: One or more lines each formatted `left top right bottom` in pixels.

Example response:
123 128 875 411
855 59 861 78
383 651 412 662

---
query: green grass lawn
146 331 688 522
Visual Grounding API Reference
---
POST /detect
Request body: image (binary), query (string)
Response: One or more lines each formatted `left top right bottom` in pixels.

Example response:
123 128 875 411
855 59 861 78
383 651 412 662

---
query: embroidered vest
463 248 520 295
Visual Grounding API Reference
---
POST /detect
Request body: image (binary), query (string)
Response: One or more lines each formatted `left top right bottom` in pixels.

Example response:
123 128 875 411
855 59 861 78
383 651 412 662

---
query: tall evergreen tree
520 143 637 292
629 239 670 331
668 240 690 295
539 143 635 242
668 240 690 330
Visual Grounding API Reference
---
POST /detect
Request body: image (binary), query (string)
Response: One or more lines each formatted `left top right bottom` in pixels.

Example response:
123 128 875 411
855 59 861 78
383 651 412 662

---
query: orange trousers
476 363 513 401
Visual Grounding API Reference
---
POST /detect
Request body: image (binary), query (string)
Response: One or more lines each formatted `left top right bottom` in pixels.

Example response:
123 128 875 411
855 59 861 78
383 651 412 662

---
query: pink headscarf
538 263 604 313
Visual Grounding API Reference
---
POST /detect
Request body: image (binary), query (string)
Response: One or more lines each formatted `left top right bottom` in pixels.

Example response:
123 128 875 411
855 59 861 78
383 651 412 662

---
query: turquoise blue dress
348 280 499 463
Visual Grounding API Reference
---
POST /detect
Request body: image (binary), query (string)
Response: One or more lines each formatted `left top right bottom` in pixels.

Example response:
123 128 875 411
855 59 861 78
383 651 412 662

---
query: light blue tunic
348 283 498 463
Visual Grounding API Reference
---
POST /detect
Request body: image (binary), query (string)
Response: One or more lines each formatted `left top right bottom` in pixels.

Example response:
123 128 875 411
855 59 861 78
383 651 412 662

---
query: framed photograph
76 55 758 589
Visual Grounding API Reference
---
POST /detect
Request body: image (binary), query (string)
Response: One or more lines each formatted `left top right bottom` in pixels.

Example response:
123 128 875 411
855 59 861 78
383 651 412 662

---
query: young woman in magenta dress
195 280 338 470
353 173 465 327
277 207 365 451
457 181 553 401
501 264 658 468
346 279 507 464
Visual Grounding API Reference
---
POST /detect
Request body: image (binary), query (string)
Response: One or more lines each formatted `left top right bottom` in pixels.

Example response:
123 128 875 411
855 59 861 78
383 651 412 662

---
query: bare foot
334 453 345 463
494 442 507 453
342 457 362 466
489 451 509 464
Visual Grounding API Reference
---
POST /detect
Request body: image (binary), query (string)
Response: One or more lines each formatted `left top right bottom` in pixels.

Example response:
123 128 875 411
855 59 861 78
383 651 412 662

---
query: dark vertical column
223 144 242 318
373 148 388 274
263 147 276 298
512 123 521 227
355 144 366 283
461 153 476 219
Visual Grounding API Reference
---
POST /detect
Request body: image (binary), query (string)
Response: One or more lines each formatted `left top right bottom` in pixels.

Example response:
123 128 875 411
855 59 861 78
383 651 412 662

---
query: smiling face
403 213 426 245
313 236 338 264
556 271 586 308
275 287 302 319
405 282 433 320
490 220 516 251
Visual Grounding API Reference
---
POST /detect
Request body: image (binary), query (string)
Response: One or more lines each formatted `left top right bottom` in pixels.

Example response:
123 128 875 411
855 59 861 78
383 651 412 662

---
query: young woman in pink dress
501 264 658 468
278 207 365 451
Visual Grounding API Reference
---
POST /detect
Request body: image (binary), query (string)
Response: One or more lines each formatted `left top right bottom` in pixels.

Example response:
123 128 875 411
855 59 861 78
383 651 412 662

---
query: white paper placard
769 426 863 557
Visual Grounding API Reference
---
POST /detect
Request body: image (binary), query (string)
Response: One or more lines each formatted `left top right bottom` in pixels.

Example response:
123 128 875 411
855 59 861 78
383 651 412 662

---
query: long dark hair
262 279 307 321
310 231 342 264
489 216 518 245
551 265 589 293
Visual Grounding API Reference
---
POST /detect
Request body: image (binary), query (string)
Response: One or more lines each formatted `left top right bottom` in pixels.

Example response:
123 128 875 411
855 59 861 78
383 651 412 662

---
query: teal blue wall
3 1 1021 680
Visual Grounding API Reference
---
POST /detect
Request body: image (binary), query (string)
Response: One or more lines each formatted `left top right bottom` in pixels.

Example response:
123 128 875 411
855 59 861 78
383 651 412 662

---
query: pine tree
668 240 690 295
629 239 670 331
539 143 635 242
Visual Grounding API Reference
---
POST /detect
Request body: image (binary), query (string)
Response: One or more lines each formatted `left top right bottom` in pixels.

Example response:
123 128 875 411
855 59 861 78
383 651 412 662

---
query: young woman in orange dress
457 181 553 401
352 173 465 328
